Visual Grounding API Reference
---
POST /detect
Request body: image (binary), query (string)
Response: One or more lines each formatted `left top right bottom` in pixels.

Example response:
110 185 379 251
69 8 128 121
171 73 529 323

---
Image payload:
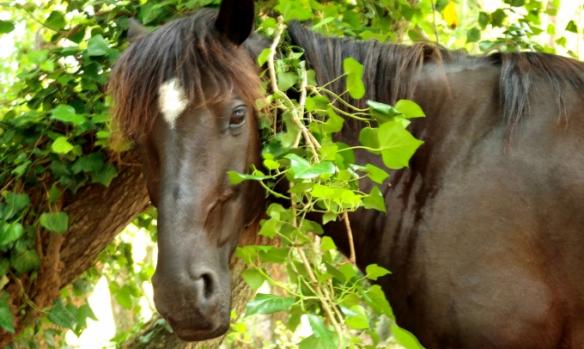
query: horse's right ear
127 19 149 42
215 0 254 45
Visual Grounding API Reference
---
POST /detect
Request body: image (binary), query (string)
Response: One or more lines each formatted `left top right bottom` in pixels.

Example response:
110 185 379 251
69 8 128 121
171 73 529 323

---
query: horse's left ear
127 19 149 42
215 0 255 45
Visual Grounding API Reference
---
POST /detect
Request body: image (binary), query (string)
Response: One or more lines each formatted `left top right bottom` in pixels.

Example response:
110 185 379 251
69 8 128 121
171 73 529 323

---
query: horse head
109 0 263 340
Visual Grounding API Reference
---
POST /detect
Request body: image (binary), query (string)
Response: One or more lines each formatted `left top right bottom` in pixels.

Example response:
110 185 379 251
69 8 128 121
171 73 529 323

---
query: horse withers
109 0 584 347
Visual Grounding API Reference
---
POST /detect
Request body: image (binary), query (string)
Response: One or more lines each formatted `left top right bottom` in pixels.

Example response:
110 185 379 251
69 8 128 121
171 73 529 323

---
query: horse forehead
159 78 188 129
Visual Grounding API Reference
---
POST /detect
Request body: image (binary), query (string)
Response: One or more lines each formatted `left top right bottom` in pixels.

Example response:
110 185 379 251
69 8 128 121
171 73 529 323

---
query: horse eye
229 107 247 128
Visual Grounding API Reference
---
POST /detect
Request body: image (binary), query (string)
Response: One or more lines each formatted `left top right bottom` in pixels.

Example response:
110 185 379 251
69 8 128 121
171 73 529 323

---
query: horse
108 0 584 347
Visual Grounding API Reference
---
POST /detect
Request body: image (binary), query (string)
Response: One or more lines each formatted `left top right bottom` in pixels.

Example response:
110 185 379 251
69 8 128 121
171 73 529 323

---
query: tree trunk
1 150 150 346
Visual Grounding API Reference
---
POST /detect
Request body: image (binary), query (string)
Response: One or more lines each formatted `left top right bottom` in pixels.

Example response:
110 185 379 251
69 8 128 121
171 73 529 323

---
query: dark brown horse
109 0 584 347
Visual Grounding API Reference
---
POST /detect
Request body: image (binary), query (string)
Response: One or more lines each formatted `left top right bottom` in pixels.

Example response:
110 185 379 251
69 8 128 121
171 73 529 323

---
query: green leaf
227 170 268 185
48 299 76 330
245 293 295 316
286 154 336 179
0 293 14 333
358 127 379 150
277 71 297 91
362 186 386 213
0 223 24 247
90 164 118 186
3 192 30 220
87 35 110 56
323 108 344 134
343 57 365 99
275 0 313 21
377 120 424 169
72 153 105 174
241 268 265 290
367 100 398 116
365 263 391 280
51 137 74 154
298 316 338 349
259 218 281 238
343 305 370 329
365 164 389 184
395 100 425 119
365 285 394 319
45 11 66 31
11 249 40 274
320 236 336 252
392 322 424 349
566 20 578 33
0 20 15 34
466 27 481 43
40 212 69 234
51 105 85 126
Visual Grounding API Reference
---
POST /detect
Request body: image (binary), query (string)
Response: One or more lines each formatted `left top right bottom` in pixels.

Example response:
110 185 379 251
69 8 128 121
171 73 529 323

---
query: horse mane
288 23 584 131
108 9 261 139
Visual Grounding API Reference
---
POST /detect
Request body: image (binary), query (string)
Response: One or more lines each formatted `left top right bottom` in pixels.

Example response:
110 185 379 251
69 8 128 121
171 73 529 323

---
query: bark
0 149 150 346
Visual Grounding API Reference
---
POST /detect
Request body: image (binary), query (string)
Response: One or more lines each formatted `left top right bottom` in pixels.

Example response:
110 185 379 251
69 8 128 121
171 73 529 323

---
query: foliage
0 0 581 347
224 18 423 348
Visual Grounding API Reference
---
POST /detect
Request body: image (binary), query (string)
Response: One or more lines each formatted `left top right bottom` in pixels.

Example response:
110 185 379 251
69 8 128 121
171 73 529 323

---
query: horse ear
215 0 255 45
128 19 149 42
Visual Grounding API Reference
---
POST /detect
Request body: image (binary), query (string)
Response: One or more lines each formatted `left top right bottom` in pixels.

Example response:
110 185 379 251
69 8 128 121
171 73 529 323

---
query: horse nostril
191 270 216 300
201 273 214 299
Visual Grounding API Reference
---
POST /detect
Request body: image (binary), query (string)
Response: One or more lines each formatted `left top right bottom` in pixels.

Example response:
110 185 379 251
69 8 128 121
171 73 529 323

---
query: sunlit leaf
245 293 295 316
343 57 365 99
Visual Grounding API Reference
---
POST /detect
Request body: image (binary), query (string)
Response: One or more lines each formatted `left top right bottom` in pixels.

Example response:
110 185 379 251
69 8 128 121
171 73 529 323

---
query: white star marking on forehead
159 78 188 129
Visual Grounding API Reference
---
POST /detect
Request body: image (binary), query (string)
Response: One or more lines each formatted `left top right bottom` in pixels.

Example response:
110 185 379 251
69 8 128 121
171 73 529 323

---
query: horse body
109 0 584 346
290 26 584 348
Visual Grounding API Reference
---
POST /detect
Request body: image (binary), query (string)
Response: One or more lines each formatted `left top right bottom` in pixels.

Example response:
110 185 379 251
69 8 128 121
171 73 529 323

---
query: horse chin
172 322 230 342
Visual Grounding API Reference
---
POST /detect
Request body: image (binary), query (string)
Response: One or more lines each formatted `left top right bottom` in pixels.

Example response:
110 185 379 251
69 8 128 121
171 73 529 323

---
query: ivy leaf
323 108 344 134
365 263 391 280
45 11 66 31
48 299 76 330
358 127 379 150
277 71 298 91
51 137 74 154
286 154 336 179
11 249 40 274
241 268 265 290
51 104 86 126
227 170 268 185
307 314 338 345
320 236 336 252
245 293 295 316
566 20 578 33
0 223 24 248
90 164 118 187
0 293 14 333
365 164 389 184
377 120 423 169
3 192 30 220
40 212 69 234
367 100 398 116
466 27 481 43
343 305 370 329
392 322 424 349
72 153 105 174
362 186 386 213
343 57 365 99
395 100 425 119
87 35 110 56
365 285 394 319
0 20 15 34
275 0 313 21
